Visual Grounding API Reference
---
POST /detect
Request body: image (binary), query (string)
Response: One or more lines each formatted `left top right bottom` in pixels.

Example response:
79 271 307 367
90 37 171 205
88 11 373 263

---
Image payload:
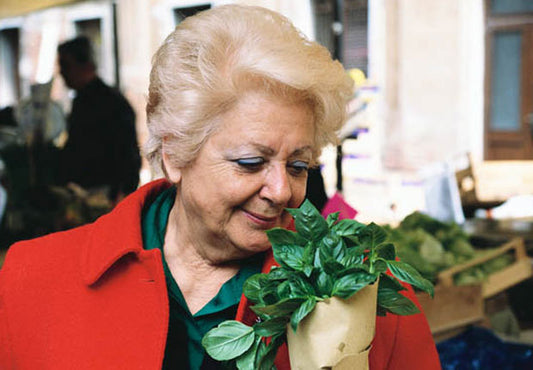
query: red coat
0 180 440 369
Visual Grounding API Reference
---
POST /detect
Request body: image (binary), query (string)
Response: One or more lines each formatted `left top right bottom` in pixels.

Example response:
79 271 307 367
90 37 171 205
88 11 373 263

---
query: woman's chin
229 239 271 260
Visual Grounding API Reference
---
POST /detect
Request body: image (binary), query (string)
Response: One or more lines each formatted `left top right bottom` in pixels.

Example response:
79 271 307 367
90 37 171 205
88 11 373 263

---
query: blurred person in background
0 6 439 369
57 36 141 203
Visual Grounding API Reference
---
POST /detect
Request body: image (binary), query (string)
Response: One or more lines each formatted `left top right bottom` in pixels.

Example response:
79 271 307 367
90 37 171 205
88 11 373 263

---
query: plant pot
286 282 378 369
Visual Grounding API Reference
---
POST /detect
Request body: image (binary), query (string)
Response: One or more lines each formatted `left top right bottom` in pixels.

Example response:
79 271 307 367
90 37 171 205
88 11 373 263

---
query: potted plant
202 200 434 369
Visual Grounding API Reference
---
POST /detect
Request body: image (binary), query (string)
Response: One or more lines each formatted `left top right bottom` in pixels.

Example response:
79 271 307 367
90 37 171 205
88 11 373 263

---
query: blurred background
1 0 532 224
1 0 533 366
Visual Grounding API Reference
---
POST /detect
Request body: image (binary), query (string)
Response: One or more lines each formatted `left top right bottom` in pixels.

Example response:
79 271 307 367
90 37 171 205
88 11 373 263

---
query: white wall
369 0 485 170
336 0 487 223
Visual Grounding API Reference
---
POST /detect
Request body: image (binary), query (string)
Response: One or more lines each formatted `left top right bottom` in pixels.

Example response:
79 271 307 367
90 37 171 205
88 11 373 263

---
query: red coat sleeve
371 283 441 370
0 260 14 369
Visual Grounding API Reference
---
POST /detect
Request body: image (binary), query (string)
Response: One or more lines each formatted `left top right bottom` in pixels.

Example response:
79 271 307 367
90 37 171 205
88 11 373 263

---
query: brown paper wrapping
286 282 378 370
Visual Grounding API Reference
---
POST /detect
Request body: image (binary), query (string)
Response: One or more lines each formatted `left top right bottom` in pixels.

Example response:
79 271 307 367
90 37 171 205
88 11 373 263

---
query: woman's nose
260 165 292 206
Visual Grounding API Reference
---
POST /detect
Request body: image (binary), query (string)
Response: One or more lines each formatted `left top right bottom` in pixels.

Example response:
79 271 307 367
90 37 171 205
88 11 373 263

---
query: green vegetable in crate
387 211 514 287
454 250 514 286
386 211 477 282
399 211 449 235
202 200 434 369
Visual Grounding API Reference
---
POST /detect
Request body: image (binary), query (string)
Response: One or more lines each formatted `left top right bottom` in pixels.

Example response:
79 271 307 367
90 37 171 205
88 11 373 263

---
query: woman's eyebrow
291 146 313 157
232 143 313 157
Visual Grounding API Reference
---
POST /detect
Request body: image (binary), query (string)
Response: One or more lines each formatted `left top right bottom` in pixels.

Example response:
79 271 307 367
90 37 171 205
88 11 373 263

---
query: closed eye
288 160 309 176
234 157 265 171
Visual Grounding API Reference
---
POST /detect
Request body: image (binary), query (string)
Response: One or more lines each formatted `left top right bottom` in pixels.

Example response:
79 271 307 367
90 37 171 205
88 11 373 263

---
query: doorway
485 1 533 160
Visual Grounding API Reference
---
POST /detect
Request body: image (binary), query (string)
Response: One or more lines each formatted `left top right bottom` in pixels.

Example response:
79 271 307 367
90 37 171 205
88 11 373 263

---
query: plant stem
369 250 376 274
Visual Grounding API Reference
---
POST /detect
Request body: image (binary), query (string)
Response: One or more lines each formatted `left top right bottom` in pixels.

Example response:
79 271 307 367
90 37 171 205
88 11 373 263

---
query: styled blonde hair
145 4 353 174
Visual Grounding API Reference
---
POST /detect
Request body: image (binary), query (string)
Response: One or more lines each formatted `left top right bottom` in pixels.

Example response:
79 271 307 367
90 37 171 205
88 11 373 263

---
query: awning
0 0 82 19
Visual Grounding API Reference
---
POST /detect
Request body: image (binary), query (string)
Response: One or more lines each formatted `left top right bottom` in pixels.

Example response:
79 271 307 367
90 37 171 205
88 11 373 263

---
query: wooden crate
416 284 484 339
438 238 532 298
416 238 532 339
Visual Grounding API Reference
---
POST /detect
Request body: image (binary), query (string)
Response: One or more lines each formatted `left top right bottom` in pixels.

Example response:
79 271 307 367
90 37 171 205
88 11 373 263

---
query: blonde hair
145 4 353 174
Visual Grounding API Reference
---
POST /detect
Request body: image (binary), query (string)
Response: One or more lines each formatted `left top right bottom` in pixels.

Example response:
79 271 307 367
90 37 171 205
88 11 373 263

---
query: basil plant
202 199 434 370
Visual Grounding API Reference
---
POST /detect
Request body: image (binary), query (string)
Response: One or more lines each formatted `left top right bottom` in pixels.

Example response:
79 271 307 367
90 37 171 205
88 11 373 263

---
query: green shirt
142 187 262 369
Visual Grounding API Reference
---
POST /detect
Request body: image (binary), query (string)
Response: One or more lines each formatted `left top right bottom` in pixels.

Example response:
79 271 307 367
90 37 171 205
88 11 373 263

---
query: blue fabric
438 326 533 369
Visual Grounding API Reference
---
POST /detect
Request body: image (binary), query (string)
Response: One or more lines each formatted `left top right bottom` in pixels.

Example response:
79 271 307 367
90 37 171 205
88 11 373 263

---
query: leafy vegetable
202 321 255 361
386 211 513 285
202 200 433 369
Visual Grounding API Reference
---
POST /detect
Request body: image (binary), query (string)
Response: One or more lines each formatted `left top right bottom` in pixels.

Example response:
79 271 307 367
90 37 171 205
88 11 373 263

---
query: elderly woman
0 5 439 370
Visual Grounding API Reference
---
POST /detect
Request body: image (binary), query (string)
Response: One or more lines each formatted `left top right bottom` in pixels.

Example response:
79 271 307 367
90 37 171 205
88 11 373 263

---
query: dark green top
142 187 263 370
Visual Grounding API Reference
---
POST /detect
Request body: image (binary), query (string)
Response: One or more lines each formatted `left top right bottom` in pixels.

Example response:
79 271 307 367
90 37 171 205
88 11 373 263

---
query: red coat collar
79 178 277 279
81 179 172 285
78 178 275 349
79 177 275 316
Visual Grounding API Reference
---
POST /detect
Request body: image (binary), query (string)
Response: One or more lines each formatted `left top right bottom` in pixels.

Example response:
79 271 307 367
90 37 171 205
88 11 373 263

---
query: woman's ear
162 152 182 184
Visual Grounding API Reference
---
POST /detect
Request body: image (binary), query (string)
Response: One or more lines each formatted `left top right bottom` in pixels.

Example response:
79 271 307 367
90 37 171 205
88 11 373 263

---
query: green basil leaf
313 246 324 269
323 260 344 275
202 321 255 361
276 280 291 299
337 265 371 277
251 297 306 317
314 270 334 297
302 265 314 278
343 234 361 247
236 336 262 370
376 243 396 261
318 238 346 268
258 281 280 305
254 340 268 370
378 273 406 292
377 288 420 316
243 274 269 302
359 223 388 249
373 259 388 274
326 212 340 227
287 199 328 241
332 218 365 236
256 334 285 370
318 242 332 266
331 272 377 299
288 275 316 298
302 242 316 266
322 233 346 261
266 267 291 281
253 317 289 337
386 260 434 297
272 244 304 271
322 233 339 249
340 246 366 267
290 297 317 332
266 227 307 247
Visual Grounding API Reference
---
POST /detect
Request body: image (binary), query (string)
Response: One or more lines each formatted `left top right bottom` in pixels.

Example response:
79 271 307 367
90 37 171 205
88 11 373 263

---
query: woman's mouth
242 209 280 229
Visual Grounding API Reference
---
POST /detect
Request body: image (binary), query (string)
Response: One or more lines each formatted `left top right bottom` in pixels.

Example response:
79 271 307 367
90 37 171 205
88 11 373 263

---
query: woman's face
166 92 315 262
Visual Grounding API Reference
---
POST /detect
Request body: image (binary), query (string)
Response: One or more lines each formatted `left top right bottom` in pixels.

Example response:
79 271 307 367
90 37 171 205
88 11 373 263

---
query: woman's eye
288 160 309 176
235 157 265 170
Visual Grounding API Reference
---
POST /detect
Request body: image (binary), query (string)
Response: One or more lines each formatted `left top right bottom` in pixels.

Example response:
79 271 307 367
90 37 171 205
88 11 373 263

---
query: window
0 28 20 108
490 0 533 15
484 0 533 159
342 0 368 74
311 0 368 74
312 0 335 55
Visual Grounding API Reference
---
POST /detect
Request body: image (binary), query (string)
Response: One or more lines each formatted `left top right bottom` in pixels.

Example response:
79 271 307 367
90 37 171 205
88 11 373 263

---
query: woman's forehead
202 94 315 156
